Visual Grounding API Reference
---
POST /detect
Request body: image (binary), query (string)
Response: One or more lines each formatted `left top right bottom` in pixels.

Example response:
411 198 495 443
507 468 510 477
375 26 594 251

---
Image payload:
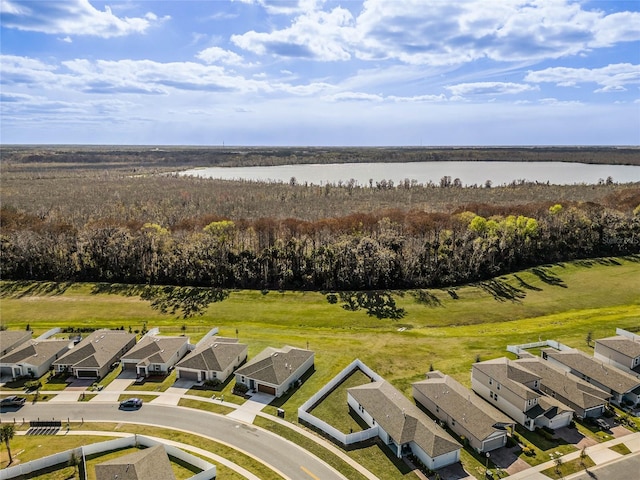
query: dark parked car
595 418 609 430
0 395 26 408
119 398 143 410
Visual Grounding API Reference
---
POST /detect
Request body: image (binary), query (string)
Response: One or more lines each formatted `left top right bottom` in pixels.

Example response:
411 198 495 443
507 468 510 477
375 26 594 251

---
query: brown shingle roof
176 339 247 372
473 358 540 401
542 348 640 394
95 445 176 480
53 330 136 370
121 335 188 365
0 339 70 367
413 373 514 442
596 336 640 360
348 380 460 458
514 357 610 410
235 345 314 386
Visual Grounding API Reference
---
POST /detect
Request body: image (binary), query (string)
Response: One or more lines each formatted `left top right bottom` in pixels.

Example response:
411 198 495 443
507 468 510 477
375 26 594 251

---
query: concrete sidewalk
226 392 274 423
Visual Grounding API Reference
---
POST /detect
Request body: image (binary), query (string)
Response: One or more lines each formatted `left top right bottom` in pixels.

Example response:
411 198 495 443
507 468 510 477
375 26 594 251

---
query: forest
1 146 639 292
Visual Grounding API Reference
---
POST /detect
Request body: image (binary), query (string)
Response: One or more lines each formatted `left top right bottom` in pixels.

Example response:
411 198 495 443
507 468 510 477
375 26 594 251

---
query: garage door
483 434 506 452
76 370 98 378
178 369 199 381
258 384 276 395
122 362 136 371
0 366 14 378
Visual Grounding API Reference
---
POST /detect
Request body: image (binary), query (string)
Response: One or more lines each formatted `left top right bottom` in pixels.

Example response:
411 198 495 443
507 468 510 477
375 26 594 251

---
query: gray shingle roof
542 348 640 394
473 358 540 401
413 373 514 442
348 380 460 458
95 445 176 480
176 339 247 372
121 335 188 365
235 345 314 386
514 357 610 410
596 336 640 360
53 330 136 370
0 339 70 367
0 331 32 353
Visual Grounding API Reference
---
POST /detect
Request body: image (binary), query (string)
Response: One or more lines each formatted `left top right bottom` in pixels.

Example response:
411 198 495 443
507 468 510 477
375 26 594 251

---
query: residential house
594 333 640 378
472 358 574 431
0 339 70 380
95 445 176 480
176 337 248 383
541 347 640 407
53 330 136 379
120 333 189 378
514 356 610 419
0 330 32 356
413 371 515 453
348 380 461 470
234 345 314 397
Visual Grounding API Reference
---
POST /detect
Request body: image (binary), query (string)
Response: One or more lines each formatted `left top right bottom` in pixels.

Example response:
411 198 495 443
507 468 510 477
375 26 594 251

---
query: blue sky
1 0 639 146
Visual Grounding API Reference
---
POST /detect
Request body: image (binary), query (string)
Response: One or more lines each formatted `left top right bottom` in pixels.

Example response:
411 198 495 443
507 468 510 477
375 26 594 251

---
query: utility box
277 408 285 418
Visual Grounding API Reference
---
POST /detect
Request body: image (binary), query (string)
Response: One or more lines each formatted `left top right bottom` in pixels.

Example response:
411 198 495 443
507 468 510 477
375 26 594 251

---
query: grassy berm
1 256 639 417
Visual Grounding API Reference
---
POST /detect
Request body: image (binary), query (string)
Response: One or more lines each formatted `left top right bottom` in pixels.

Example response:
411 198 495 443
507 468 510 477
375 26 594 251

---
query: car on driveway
119 398 143 410
0 395 26 408
595 418 610 430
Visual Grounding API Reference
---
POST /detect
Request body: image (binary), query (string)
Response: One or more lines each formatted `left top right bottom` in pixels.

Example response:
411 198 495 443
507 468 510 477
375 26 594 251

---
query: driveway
226 392 274 423
554 426 598 449
489 445 532 475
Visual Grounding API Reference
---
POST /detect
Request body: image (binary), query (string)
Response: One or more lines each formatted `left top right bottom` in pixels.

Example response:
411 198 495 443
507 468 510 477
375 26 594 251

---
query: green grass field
1 256 639 479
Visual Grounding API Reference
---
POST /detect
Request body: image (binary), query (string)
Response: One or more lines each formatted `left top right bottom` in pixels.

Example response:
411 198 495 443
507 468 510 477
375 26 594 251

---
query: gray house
176 337 248 383
413 371 514 453
121 333 189 378
0 339 70 380
472 358 574 431
594 334 640 378
514 356 610 419
348 380 461 471
234 345 314 397
541 347 640 407
53 330 136 379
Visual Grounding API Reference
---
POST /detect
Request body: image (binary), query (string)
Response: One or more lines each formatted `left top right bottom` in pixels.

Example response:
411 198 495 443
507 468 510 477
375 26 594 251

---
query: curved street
0 402 346 480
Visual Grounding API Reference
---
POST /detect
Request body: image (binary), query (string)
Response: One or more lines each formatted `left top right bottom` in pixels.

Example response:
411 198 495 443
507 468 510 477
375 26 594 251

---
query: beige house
95 445 176 480
0 339 70 380
348 380 461 471
594 333 640 378
514 355 610 419
542 347 640 406
234 345 314 397
53 330 136 379
121 333 189 378
472 358 574 431
413 371 514 453
0 330 32 356
176 337 248 383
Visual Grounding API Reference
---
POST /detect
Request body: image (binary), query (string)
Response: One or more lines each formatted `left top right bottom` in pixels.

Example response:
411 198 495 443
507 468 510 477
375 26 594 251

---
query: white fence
35 327 61 341
0 435 216 480
617 328 640 341
506 339 571 356
298 359 382 446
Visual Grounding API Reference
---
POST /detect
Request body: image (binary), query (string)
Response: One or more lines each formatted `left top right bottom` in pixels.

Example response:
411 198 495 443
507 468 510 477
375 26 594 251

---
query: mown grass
1 257 639 477
126 370 176 392
540 456 596 479
177 398 235 415
609 443 632 455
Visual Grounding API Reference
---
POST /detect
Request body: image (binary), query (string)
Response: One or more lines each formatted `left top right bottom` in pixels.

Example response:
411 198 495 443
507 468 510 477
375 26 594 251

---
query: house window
436 406 439 413
489 378 493 385
494 394 498 401
451 419 456 426
497 383 501 390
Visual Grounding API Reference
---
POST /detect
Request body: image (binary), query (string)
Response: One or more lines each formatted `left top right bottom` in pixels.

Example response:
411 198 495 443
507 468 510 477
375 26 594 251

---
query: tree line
2 202 638 291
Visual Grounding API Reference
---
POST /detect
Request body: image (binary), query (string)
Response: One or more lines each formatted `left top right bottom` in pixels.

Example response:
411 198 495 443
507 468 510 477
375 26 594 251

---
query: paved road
567 451 640 480
1 402 345 480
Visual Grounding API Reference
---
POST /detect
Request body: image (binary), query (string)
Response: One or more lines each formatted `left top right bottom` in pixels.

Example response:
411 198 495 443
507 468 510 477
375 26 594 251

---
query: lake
179 161 640 186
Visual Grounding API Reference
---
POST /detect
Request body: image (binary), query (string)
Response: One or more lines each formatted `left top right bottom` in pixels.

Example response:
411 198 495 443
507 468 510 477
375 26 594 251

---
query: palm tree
0 424 15 465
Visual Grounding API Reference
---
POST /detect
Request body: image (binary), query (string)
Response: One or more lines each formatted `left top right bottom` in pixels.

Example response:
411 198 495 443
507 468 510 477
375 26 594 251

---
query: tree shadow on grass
514 275 543 292
0 280 73 298
478 279 527 303
333 291 406 319
531 267 567 288
411 289 442 307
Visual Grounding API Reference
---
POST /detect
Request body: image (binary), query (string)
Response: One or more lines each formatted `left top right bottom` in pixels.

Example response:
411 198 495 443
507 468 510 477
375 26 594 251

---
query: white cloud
525 63 640 91
197 46 245 66
446 82 538 96
231 0 640 66
324 91 383 102
0 0 164 38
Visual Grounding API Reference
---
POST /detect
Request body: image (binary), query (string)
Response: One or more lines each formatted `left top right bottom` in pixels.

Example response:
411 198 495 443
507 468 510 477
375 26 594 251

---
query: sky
1 0 639 146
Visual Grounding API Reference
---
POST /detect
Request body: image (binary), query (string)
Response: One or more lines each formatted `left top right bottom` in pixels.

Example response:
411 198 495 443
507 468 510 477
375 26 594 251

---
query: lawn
1 257 639 477
540 455 595 479
308 368 373 434
126 370 177 392
177 398 235 415
513 426 577 466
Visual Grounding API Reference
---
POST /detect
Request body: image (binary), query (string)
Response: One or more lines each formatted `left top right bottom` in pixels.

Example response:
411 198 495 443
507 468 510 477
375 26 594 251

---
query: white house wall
472 376 527 428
